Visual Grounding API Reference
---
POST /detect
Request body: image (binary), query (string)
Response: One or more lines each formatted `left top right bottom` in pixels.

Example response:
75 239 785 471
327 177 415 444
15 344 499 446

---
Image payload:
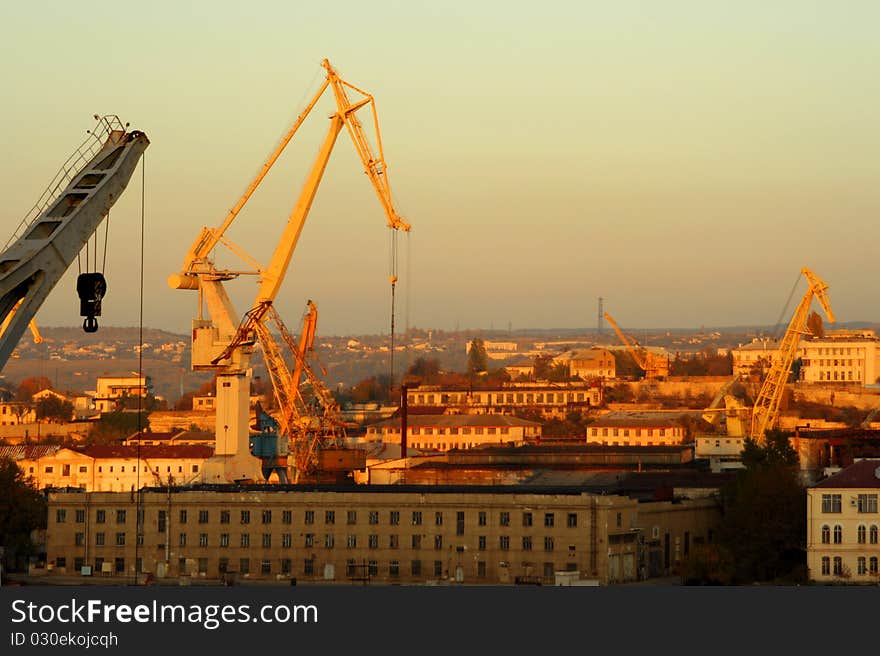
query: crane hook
77 272 107 333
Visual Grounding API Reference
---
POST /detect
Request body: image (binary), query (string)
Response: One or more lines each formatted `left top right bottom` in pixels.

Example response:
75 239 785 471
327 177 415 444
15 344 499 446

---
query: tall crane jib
749 267 835 442
0 116 149 372
169 59 409 484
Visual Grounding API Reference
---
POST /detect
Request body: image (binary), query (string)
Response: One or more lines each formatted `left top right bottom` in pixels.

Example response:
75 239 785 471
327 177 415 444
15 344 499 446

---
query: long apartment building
365 414 542 452
45 484 719 585
807 459 880 583
731 331 880 386
406 382 602 418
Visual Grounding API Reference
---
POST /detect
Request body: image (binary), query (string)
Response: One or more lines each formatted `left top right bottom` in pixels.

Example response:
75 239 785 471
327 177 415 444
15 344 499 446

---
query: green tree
713 429 806 584
0 456 47 573
35 396 75 423
467 338 488 376
87 411 150 445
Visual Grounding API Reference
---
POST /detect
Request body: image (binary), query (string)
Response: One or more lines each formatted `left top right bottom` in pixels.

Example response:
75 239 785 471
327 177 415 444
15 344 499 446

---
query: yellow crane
749 267 835 442
603 312 669 380
169 59 410 483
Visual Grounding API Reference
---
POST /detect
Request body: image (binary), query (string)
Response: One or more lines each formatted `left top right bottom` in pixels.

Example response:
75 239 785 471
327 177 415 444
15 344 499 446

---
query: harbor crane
603 312 669 380
0 116 148 372
169 59 411 483
749 267 834 442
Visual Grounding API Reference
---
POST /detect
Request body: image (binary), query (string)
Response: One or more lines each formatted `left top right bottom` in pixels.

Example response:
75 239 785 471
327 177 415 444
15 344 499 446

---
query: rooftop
813 459 880 489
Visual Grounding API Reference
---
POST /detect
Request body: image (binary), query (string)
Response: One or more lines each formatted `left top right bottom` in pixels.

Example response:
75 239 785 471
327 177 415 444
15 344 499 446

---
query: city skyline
2 2 878 337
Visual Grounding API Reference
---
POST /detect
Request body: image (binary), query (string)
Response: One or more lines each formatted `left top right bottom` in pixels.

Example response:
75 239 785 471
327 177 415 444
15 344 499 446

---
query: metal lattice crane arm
603 312 648 369
749 267 835 441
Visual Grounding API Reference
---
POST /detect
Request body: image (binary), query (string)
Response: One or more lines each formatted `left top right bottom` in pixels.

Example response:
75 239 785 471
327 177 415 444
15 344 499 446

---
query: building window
858 525 867 544
411 534 422 550
95 532 105 546
56 509 66 523
477 561 487 578
324 534 335 549
262 510 272 524
240 534 250 548
821 494 842 513
821 556 830 576
434 535 443 550
434 561 443 577
179 510 188 524
478 511 487 526
75 532 85 546
389 534 399 549
157 511 165 533
833 557 843 576
567 513 577 528
116 510 126 524
858 494 878 513
305 510 315 525
261 560 271 575
241 510 251 524
348 535 358 549
858 557 867 576
304 534 315 548
435 512 443 526
347 510 357 525
303 558 314 576
281 559 292 575
282 533 292 548
478 536 487 551
544 537 555 552
262 534 271 548
500 512 510 527
871 525 879 544
282 510 292 524
389 560 400 577
411 560 422 577
500 536 510 550
179 533 187 547
871 557 879 575
390 511 400 525
75 509 85 523
821 525 830 544
325 511 335 525
522 536 533 551
369 534 379 549
456 511 465 536
544 513 555 528
220 511 230 524
523 512 533 527
115 533 125 546
833 525 843 544
220 533 229 547
370 511 380 525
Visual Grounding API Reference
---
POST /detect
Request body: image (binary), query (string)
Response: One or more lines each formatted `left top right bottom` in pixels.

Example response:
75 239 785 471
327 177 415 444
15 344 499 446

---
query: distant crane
749 267 835 442
603 312 669 380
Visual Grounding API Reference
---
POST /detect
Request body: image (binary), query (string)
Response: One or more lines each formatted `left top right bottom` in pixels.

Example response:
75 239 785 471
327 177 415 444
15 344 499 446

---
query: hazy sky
2 1 878 337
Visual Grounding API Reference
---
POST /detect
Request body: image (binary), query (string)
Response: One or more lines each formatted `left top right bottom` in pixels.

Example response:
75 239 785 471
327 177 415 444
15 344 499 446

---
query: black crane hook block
76 272 107 333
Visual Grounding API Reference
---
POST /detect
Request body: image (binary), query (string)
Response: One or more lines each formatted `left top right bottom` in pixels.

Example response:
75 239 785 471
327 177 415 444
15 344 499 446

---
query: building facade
366 414 542 452
17 445 212 492
45 485 719 585
807 459 880 583
405 383 602 418
94 374 151 413
587 412 687 446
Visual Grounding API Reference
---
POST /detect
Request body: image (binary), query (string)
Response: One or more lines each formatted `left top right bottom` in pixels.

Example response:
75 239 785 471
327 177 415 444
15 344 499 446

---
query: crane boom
603 311 668 379
170 59 409 483
749 267 835 441
0 116 148 372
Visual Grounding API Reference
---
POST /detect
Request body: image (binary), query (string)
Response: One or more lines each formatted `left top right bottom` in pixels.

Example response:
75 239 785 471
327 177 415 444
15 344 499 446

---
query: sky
1 1 878 337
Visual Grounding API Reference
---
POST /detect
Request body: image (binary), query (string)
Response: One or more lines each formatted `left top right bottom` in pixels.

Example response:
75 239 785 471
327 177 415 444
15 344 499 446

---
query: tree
467 338 488 376
35 396 74 423
87 411 150 445
806 311 824 338
406 357 441 383
15 376 52 402
712 429 807 584
0 456 47 573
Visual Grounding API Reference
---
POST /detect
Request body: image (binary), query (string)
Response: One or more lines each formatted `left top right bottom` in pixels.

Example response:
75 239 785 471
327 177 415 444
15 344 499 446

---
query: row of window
80 531 573 552
56 556 577 580
819 524 879 544
821 494 879 514
59 508 583 530
408 392 593 406
40 464 200 475
820 555 879 577
590 427 673 437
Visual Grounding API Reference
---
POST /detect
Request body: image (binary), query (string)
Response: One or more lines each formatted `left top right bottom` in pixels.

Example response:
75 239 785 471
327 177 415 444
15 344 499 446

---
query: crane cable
770 272 802 341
